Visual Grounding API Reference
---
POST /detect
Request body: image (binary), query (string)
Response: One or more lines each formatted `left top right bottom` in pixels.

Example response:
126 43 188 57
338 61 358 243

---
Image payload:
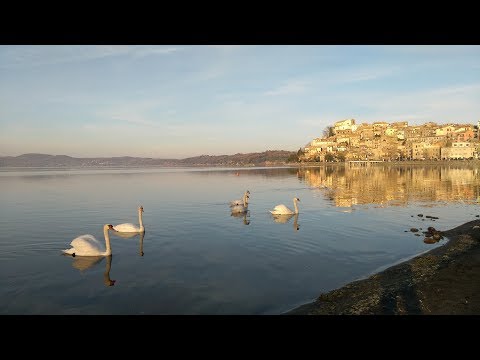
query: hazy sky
1 45 479 158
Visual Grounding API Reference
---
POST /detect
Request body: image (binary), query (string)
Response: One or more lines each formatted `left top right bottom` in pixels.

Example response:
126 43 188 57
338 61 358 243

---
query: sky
0 45 479 159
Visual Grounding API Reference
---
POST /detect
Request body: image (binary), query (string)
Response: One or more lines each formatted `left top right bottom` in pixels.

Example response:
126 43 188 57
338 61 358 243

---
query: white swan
113 206 145 233
230 190 250 207
62 224 116 257
231 202 249 214
230 195 250 214
269 197 300 215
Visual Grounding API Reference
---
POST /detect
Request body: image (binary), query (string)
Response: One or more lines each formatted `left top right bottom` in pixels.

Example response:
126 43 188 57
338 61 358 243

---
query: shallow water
0 165 478 314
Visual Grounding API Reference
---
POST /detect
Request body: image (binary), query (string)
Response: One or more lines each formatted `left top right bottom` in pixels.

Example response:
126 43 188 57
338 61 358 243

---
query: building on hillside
435 125 456 137
385 127 398 137
411 142 441 160
452 128 475 141
358 125 374 140
372 122 389 136
441 141 475 159
336 135 351 145
405 126 423 139
304 138 337 160
405 135 447 146
391 121 409 128
421 126 437 137
333 119 356 133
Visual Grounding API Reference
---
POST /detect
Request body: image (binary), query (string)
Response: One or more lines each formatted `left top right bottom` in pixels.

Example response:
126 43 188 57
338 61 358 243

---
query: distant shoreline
285 218 480 315
1 159 479 169
1 152 479 168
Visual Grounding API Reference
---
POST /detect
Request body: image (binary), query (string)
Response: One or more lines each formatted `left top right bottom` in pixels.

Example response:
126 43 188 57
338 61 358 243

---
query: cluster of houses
301 119 480 162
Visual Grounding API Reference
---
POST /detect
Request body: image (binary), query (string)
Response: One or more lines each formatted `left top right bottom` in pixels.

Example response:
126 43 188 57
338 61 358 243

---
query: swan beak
110 280 116 286
72 253 76 257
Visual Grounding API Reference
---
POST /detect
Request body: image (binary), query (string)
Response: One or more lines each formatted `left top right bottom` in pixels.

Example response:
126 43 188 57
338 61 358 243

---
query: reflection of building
299 165 480 207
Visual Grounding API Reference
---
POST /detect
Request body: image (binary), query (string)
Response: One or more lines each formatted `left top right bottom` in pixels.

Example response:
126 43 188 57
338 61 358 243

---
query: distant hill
0 150 296 167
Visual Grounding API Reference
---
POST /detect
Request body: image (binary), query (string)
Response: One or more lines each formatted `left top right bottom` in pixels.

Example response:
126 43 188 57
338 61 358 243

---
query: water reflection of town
297 165 480 207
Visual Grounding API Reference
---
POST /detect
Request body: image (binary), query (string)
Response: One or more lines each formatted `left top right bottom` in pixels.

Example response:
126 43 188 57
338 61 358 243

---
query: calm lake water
0 164 479 315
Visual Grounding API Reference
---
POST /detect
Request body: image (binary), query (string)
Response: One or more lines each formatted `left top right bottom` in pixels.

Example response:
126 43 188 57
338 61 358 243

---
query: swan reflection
66 254 116 287
112 231 145 256
271 213 300 231
231 210 251 225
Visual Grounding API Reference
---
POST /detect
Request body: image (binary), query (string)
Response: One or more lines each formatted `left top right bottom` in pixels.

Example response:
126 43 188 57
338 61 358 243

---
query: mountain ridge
0 150 297 167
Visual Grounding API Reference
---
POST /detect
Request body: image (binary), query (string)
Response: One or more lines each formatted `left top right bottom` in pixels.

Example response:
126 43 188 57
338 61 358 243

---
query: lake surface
1 164 479 315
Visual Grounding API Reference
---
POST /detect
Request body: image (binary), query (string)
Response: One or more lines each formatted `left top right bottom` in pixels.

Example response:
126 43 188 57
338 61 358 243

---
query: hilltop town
300 119 480 162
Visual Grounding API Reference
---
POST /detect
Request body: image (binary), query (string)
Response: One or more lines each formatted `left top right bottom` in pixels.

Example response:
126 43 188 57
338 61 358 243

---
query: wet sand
286 219 480 315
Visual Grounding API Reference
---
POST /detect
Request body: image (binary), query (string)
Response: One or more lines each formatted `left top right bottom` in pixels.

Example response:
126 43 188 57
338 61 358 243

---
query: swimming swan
231 194 249 213
113 206 145 233
269 197 300 215
231 201 249 214
62 224 117 257
230 190 250 207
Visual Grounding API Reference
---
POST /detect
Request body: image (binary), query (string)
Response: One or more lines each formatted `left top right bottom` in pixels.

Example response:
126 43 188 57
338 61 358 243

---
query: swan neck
243 193 249 205
104 226 112 255
138 209 144 229
293 199 299 214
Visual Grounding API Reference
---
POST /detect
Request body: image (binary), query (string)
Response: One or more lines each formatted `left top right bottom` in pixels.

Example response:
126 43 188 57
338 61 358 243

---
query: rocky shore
286 219 480 315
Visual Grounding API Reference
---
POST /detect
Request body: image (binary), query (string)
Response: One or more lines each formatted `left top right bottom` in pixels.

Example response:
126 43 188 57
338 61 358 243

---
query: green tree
287 154 298 163
325 153 335 162
323 126 334 138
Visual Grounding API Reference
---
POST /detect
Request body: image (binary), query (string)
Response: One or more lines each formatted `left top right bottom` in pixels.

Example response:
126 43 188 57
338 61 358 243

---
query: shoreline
286 218 480 315
295 159 480 167
1 159 479 169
